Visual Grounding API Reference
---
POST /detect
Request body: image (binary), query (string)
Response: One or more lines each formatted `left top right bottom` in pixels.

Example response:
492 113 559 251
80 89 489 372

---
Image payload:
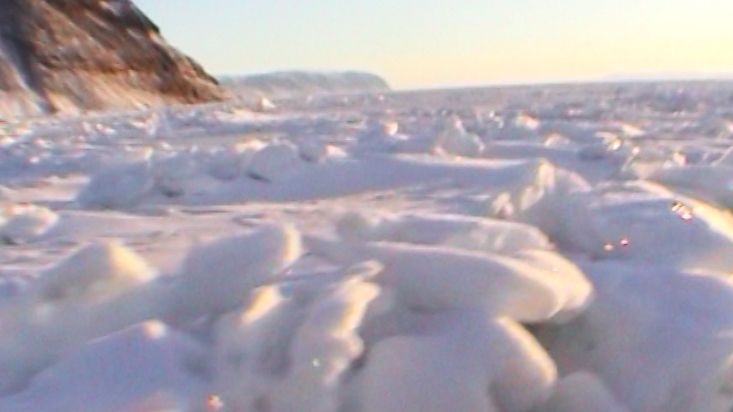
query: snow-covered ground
0 81 733 411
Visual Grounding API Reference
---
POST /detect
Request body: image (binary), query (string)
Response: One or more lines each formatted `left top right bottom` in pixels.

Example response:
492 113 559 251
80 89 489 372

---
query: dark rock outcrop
0 0 226 117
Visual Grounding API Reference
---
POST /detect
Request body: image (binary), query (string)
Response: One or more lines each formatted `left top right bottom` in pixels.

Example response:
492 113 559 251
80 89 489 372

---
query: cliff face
0 0 226 118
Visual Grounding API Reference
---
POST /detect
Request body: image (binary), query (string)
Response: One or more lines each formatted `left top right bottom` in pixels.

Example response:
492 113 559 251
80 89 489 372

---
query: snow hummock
0 204 58 244
77 161 154 209
305 235 592 323
335 210 552 253
359 314 556 412
34 241 155 302
433 116 485 157
537 261 733 412
247 141 309 182
168 224 303 320
0 321 206 412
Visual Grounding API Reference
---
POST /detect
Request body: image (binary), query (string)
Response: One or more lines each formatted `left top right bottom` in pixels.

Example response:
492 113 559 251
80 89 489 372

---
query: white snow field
0 81 733 411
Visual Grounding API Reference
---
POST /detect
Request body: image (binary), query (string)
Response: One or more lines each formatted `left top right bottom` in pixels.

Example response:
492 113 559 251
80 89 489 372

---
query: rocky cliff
0 0 226 118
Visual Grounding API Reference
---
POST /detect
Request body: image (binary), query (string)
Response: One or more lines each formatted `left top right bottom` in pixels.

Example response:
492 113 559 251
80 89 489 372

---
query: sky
135 0 733 89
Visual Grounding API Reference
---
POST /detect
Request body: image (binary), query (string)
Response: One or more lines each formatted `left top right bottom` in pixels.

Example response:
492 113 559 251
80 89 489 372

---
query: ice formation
0 81 732 411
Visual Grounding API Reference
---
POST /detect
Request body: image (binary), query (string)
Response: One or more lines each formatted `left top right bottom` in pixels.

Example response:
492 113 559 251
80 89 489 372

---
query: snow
544 372 629 412
0 321 206 412
433 115 486 157
537 261 733 412
0 204 58 244
34 240 155 303
1 80 733 411
335 210 553 253
247 141 309 182
167 224 302 320
305 236 591 322
359 314 555 412
76 161 154 209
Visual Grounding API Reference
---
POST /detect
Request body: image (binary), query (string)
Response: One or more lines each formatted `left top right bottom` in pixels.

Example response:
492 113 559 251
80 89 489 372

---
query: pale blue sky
135 0 733 89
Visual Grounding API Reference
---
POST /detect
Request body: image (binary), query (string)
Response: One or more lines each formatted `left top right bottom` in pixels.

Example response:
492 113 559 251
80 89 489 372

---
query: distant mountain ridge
602 71 733 82
0 0 226 118
219 71 391 99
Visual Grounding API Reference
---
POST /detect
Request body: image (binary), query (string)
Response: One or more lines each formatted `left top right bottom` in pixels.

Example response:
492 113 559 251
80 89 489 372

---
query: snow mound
77 161 154 209
538 262 733 412
527 181 733 273
360 314 556 412
168 224 303 320
487 160 590 223
0 241 161 393
0 204 59 244
205 146 251 181
650 164 733 209
213 261 563 412
247 141 309 182
352 119 415 154
214 263 381 411
34 241 155 303
0 321 206 412
577 132 629 161
306 236 592 323
433 116 485 157
336 211 552 254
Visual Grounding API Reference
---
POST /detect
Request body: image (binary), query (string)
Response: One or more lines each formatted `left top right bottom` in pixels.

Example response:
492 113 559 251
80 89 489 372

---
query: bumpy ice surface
1 82 733 411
